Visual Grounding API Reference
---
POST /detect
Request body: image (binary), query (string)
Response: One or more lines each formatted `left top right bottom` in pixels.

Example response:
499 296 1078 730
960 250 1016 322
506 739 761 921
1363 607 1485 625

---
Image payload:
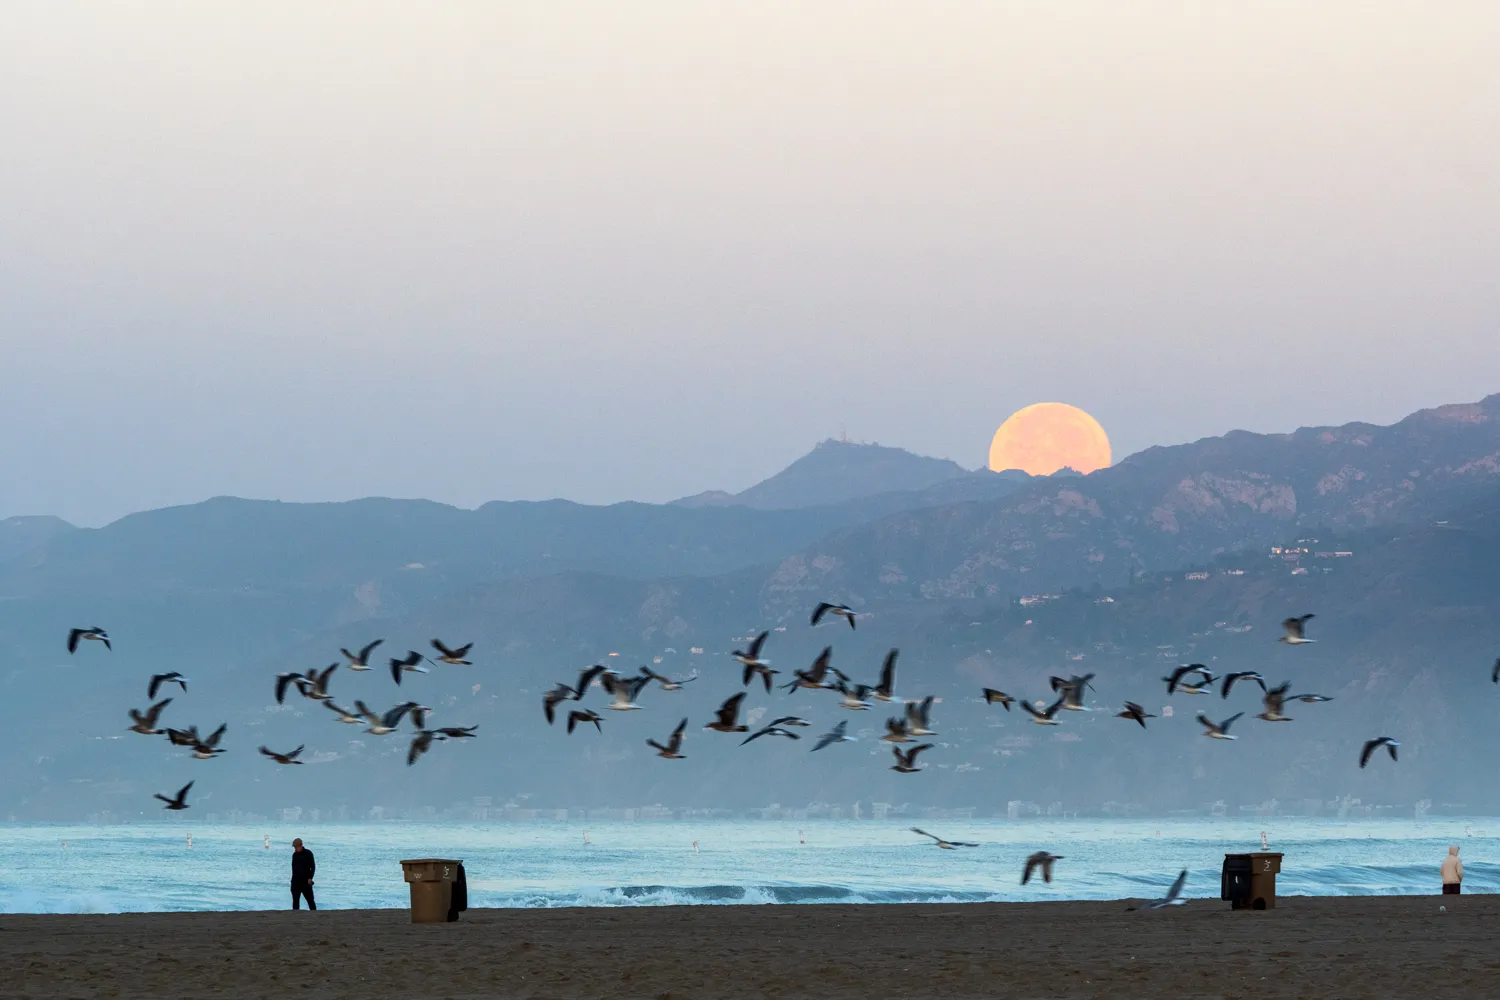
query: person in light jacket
1441 845 1463 895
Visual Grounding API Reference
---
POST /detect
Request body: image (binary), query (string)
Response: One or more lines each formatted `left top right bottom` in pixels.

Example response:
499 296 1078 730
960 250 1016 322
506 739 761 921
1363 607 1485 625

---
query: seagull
905 696 937 736
743 660 779 693
407 730 437 766
1221 671 1267 699
812 720 855 751
325 702 363 724
275 671 309 704
259 744 305 765
837 681 873 710
567 709 603 734
1022 851 1064 885
1050 674 1094 710
154 781 193 810
741 723 801 746
1164 664 1214 695
982 689 1016 711
390 651 430 685
163 726 201 747
1285 693 1334 704
304 663 338 702
890 743 933 773
639 666 697 691
190 723 228 759
127 698 173 735
732 631 770 670
600 671 650 711
782 647 836 691
647 718 688 759
1129 870 1189 911
1359 736 1400 768
912 827 978 849
1021 695 1067 726
67 627 110 653
356 700 417 735
1279 614 1316 645
881 716 914 743
430 639 473 665
435 725 478 739
1116 702 1155 728
766 715 810 728
1256 682 1293 722
1196 712 1244 740
570 665 607 701
341 639 384 670
704 692 749 733
811 602 857 630
872 649 898 701
543 684 575 725
147 673 188 699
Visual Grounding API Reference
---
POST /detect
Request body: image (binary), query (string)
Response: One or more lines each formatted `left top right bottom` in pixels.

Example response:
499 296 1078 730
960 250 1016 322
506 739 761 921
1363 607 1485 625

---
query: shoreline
8 895 1500 999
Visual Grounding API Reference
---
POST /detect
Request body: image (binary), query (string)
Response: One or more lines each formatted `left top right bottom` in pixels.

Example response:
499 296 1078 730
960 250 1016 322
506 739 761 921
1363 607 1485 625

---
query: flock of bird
75 629 480 814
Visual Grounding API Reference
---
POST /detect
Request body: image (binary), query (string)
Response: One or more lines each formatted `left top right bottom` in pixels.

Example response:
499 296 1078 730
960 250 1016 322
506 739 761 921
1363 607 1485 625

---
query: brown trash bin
400 858 461 923
1223 852 1283 910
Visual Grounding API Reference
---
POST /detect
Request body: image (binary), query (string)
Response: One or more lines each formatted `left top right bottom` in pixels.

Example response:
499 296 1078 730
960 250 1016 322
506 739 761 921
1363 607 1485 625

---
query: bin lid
400 858 463 865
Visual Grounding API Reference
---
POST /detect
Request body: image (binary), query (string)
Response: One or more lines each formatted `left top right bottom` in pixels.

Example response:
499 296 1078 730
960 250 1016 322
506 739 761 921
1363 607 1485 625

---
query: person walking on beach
291 838 317 910
1442 845 1463 895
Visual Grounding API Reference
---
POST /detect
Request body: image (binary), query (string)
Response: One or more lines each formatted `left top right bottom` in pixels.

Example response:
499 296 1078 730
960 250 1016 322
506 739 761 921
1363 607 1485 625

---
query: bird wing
566 711 582 734
742 663 757 687
1022 855 1039 884
716 692 745 726
204 724 226 747
668 718 687 751
908 743 933 763
646 739 669 754
740 728 770 746
811 602 833 626
176 781 193 801
747 631 767 658
275 673 301 704
1020 700 1045 720
407 733 432 766
431 638 456 658
390 659 403 685
358 638 384 661
148 675 164 699
1162 869 1187 902
1045 695 1067 718
575 665 606 698
67 629 83 653
1493 658 1499 684
146 698 172 724
911 827 939 842
259 746 276 758
807 647 832 681
1221 713 1243 733
354 700 379 724
1388 742 1398 762
879 650 898 693
1195 713 1216 732
1221 674 1239 698
384 702 417 728
845 611 856 630
453 643 473 658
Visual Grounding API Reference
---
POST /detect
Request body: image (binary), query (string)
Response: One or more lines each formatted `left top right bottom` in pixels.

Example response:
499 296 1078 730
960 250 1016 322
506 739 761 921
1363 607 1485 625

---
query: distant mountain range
3 396 1499 820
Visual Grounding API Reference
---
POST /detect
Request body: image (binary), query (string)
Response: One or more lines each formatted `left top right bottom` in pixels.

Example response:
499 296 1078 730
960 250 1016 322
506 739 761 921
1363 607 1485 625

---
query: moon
988 402 1111 476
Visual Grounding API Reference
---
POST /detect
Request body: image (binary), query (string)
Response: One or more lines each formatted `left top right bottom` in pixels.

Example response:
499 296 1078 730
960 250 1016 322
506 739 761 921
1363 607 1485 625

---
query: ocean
5 818 1496 913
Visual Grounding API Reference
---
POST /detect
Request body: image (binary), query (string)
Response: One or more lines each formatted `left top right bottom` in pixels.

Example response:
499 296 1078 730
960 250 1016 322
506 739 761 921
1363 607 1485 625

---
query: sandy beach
6 895 1500 999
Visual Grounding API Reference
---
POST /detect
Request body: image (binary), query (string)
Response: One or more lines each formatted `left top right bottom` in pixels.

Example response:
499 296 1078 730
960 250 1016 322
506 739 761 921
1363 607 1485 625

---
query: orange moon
988 402 1111 476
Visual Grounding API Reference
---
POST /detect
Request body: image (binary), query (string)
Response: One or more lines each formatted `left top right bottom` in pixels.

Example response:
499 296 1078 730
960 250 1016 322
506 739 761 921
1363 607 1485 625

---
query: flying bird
154 781 193 811
407 730 438 766
147 673 188 699
127 698 173 736
881 716 914 743
982 689 1015 711
325 702 363 724
275 671 308 704
304 663 338 702
1164 664 1214 695
430 639 473 665
567 709 603 734
543 684 575 725
189 723 228 759
812 720 854 751
1129 870 1189 911
872 649 898 701
341 639 384 670
1359 736 1400 768
904 696 937 736
811 602 857 630
912 827 978 849
1285 693 1334 704
1050 674 1094 710
601 671 650 711
434 725 478 739
1256 682 1293 722
836 681 873 711
1221 671 1267 699
1279 614 1316 645
1492 658 1499 684
732 631 770 670
647 718 688 759
571 665 607 701
1021 695 1067 726
1196 712 1244 740
356 700 417 735
741 723 801 746
67 627 110 653
782 647 836 691
1022 851 1064 885
259 744 305 765
704 692 749 733
890 743 934 773
390 651 430 685
163 726 201 747
639 666 697 691
1116 702 1155 728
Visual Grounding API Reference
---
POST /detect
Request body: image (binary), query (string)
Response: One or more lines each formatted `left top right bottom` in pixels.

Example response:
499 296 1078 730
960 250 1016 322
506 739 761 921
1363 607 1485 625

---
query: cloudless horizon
4 2 1497 526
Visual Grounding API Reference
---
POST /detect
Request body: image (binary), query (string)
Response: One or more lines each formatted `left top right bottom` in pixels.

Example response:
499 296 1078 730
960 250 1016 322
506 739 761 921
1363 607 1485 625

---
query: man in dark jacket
291 838 316 910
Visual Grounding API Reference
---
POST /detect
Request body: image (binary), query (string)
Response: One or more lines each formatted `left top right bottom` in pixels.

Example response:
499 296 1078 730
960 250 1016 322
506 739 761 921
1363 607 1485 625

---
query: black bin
1221 855 1252 905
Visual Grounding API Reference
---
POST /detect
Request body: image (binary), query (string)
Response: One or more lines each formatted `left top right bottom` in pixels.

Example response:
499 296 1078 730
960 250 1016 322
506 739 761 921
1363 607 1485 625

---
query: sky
2 1 1497 526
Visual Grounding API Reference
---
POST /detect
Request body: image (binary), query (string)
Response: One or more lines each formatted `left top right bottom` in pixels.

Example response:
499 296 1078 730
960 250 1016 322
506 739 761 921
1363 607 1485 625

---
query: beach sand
5 896 1499 999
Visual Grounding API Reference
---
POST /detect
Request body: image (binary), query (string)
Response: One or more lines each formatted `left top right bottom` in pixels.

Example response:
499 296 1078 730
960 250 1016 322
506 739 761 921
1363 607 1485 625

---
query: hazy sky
3 2 1497 525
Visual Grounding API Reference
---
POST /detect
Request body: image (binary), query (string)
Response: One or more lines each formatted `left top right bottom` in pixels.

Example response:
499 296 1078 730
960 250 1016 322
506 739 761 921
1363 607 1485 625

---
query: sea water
3 818 1496 913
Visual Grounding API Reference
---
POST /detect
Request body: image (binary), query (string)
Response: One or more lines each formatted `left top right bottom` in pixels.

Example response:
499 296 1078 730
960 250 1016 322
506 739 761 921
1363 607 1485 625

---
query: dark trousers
292 881 316 910
1443 883 1461 895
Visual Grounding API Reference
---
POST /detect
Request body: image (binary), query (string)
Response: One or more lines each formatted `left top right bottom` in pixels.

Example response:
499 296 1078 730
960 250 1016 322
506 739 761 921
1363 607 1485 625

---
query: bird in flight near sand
1116 702 1155 728
154 781 193 810
259 744 305 765
430 639 473 665
647 718 688 759
127 698 173 736
890 743 933 773
148 673 188 699
704 692 749 733
1023 851 1064 884
67 627 110 653
912 827 978 849
812 720 854 751
1021 695 1067 726
1129 870 1188 911
811 602 857 629
1197 712 1244 740
1221 671 1266 699
1279 614 1316 644
982 688 1015 711
341 639 384 671
1359 736 1400 768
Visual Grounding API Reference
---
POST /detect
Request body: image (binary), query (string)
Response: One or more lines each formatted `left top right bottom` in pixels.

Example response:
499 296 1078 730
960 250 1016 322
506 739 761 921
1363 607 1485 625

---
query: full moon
988 402 1112 476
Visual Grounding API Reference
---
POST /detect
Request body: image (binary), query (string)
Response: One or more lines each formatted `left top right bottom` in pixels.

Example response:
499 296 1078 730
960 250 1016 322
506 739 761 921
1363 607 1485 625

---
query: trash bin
400 858 462 923
1222 852 1282 910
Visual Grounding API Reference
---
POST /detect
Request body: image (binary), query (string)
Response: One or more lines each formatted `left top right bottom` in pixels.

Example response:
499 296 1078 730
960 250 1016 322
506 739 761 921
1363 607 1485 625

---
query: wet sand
5 896 1500 999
